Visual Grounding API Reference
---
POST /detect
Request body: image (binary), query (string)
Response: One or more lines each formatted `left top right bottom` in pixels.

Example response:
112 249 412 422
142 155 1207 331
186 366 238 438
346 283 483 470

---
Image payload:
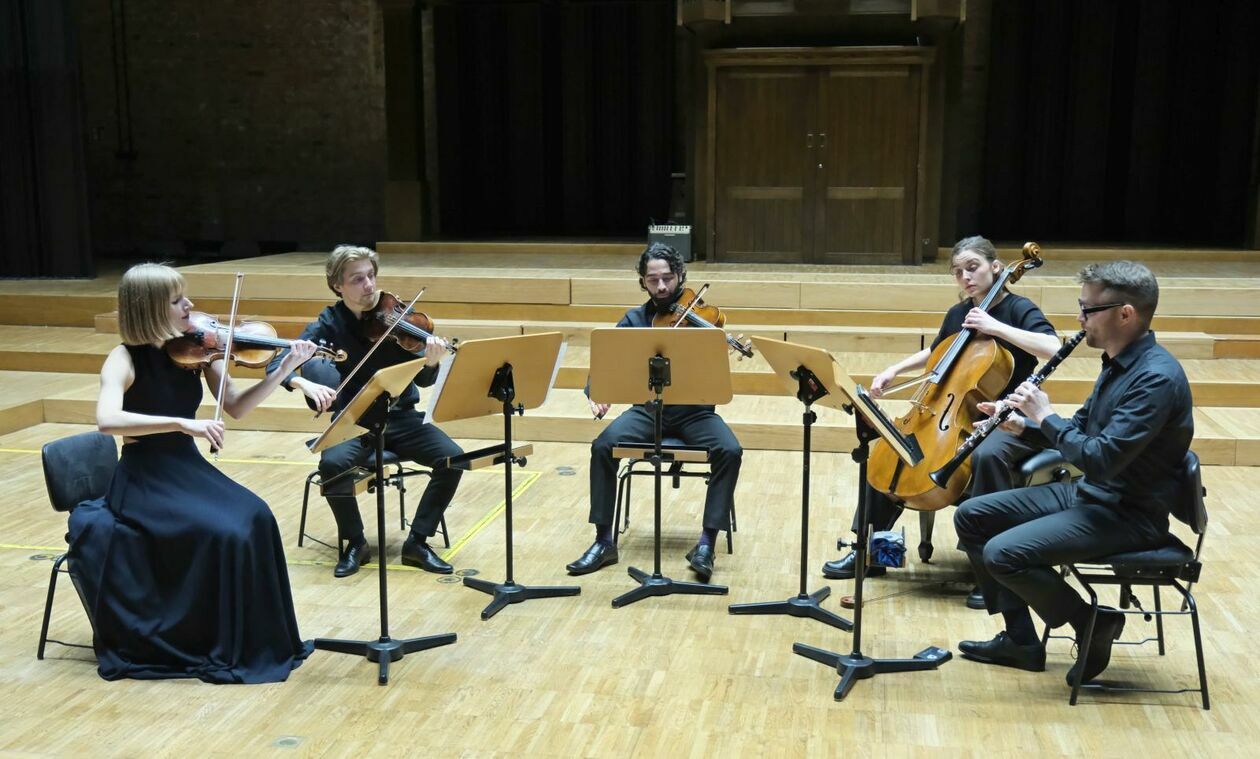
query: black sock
596 523 613 546
1002 608 1039 645
345 532 367 548
698 527 718 548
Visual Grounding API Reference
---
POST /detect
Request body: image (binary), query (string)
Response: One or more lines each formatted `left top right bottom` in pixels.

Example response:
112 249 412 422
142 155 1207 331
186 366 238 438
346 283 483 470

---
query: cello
864 242 1044 511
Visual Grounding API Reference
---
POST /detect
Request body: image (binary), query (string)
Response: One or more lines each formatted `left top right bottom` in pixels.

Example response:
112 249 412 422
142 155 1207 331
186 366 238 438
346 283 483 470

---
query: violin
166 311 347 370
865 242 1045 511
362 291 459 354
651 285 754 359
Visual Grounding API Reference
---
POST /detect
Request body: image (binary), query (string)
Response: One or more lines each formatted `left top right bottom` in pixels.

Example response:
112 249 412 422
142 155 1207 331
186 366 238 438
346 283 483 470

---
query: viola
362 291 459 354
650 285 754 359
864 242 1045 511
166 311 347 370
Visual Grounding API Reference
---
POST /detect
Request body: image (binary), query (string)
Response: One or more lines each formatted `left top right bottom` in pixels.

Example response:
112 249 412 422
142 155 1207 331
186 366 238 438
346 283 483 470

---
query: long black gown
67 344 312 683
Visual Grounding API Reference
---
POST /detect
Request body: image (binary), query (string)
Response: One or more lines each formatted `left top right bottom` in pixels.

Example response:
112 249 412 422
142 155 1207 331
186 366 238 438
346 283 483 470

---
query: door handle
806 132 814 148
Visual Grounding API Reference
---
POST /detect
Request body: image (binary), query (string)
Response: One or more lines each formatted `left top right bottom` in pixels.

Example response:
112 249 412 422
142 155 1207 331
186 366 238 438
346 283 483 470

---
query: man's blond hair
117 263 187 346
325 245 379 296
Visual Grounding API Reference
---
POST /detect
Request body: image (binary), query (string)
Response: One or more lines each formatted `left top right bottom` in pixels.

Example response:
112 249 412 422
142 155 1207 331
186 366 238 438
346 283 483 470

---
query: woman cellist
68 263 321 683
821 236 1062 609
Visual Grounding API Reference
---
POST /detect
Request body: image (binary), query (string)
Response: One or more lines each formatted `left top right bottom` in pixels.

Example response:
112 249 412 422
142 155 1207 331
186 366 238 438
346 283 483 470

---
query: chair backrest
1169 450 1207 536
1018 448 1073 488
41 431 118 512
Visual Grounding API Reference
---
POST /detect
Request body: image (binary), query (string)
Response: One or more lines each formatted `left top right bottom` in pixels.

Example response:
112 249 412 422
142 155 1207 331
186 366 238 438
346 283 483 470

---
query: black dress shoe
566 541 618 575
958 632 1046 672
334 539 372 578
965 585 987 610
821 552 886 580
685 543 716 582
401 536 453 574
1067 607 1126 685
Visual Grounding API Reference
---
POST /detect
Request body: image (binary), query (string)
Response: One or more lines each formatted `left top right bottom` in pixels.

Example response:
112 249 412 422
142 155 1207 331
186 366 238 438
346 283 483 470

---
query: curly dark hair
636 242 687 288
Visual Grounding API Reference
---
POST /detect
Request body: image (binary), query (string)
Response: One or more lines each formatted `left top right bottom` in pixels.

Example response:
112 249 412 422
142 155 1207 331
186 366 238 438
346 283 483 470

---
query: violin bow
670 283 709 328
210 272 245 456
315 286 427 420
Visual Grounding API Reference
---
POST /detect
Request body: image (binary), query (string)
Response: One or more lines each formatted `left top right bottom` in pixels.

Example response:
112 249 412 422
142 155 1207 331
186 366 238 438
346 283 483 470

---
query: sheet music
542 340 567 406
853 384 923 466
423 353 457 424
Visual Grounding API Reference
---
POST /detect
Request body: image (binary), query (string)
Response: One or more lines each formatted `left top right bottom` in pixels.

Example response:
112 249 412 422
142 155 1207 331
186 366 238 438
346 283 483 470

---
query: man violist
565 243 744 582
267 245 464 578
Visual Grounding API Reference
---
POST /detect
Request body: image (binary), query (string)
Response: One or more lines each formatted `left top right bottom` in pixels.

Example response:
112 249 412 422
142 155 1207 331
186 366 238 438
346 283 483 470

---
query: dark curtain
981 0 1260 246
433 0 674 238
0 0 93 277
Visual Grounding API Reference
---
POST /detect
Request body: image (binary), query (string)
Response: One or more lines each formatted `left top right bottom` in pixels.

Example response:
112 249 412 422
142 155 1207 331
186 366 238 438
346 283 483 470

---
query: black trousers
954 482 1168 627
319 408 464 541
853 429 1048 533
589 405 742 531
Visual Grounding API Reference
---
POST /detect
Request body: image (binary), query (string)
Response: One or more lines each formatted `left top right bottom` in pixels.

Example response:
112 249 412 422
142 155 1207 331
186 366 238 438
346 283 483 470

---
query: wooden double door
707 49 933 265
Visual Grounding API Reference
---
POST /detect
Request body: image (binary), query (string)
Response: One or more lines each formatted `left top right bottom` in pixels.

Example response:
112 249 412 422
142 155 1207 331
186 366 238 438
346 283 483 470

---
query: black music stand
751 338 952 701
307 358 457 685
589 328 733 608
428 332 580 620
727 337 853 631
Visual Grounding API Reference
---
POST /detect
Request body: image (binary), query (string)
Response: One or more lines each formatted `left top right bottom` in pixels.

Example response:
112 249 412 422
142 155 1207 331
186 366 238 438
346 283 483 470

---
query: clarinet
929 329 1086 488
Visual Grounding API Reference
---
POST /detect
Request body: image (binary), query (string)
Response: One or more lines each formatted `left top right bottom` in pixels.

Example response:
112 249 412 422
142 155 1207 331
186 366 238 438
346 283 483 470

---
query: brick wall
78 0 387 256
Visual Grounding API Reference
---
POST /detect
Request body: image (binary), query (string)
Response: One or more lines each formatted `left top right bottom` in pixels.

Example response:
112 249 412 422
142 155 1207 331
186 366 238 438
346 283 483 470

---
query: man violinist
267 245 464 578
565 242 744 582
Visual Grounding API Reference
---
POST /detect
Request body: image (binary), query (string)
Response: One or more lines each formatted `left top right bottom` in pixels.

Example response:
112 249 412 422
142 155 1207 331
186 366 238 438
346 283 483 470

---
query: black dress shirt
932 293 1058 399
266 301 438 413
1039 331 1194 517
585 297 718 416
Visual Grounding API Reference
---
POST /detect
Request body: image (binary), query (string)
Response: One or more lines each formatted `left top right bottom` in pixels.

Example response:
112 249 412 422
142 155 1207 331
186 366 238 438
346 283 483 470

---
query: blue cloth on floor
870 530 905 569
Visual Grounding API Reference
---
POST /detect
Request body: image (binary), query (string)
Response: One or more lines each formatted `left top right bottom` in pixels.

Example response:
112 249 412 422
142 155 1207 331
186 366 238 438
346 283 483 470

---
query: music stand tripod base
728 588 851 630
793 416 947 701
463 577 582 620
612 566 728 608
428 338 581 621
728 362 850 631
793 643 952 702
315 633 458 685
743 336 950 701
446 442 581 620
307 360 459 685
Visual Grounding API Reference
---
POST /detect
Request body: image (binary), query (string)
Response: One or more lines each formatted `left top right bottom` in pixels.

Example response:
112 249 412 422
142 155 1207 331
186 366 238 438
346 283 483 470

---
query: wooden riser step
171 266 1260 321
5 326 1258 406
88 311 1224 360
16 376 1250 467
2 280 1258 336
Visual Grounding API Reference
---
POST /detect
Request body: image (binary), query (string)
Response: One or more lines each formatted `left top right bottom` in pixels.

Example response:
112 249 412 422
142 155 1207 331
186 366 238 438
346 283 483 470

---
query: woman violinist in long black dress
68 263 319 683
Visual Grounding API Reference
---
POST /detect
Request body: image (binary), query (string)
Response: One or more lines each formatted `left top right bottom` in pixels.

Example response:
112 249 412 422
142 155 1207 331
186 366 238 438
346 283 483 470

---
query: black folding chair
1044 450 1210 708
612 436 735 553
38 431 116 659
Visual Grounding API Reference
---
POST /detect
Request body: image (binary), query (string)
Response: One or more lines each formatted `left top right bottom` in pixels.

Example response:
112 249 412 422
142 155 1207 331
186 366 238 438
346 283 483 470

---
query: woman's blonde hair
117 263 186 346
325 245 379 296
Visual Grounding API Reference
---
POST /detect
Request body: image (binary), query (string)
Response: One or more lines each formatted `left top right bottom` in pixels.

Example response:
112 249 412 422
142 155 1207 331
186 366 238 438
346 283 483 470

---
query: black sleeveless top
123 344 203 443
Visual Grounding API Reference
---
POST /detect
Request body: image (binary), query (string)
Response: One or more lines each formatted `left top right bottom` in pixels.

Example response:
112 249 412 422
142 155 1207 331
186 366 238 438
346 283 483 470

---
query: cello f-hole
937 393 956 433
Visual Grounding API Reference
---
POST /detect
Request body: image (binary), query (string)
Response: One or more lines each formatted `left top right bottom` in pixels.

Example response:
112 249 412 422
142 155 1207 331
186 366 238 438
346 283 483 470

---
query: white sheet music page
423 353 457 424
543 340 567 405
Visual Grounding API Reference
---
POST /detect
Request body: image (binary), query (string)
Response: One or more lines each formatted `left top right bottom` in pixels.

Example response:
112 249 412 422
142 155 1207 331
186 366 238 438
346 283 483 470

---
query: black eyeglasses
1078 301 1124 317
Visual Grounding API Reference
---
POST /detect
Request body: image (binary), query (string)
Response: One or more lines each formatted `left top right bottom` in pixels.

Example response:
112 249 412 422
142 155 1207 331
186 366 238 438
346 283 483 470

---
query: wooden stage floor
3 423 1259 756
3 248 1260 755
